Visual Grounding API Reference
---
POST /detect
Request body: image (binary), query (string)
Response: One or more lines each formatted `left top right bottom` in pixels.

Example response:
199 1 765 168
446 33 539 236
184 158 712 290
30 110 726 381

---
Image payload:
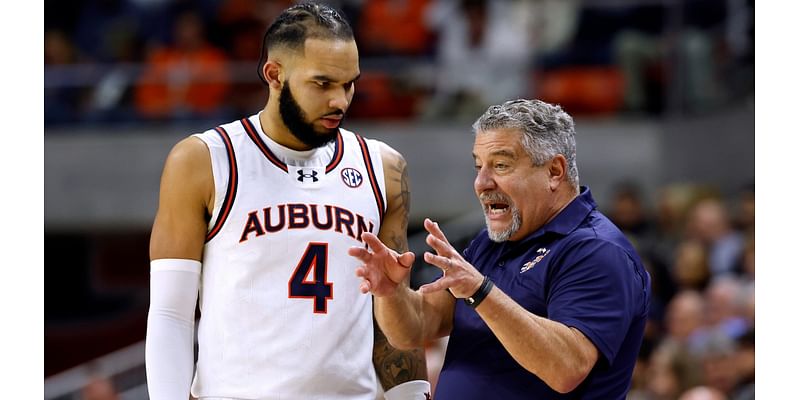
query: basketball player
145 3 429 399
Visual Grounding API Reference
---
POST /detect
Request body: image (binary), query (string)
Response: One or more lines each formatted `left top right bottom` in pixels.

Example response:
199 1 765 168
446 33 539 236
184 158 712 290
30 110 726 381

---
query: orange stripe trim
206 126 238 242
241 118 288 172
356 134 385 226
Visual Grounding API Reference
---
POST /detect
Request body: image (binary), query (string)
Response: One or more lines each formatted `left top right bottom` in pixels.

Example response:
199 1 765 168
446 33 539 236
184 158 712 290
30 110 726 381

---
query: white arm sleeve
145 259 201 400
384 380 431 400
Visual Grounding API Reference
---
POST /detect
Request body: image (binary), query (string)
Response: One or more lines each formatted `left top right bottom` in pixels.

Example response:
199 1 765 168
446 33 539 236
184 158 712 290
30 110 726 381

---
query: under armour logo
297 169 319 182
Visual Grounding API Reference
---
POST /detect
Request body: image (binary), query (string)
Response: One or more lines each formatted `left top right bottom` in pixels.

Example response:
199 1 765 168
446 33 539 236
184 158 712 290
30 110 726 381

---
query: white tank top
191 113 386 399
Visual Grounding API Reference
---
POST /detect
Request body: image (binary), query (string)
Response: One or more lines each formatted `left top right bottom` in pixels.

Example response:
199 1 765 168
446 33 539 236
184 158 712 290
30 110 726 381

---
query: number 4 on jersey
288 243 333 313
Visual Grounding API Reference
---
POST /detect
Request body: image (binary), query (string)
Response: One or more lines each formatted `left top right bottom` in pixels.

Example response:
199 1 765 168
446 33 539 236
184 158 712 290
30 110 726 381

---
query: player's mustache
324 110 345 117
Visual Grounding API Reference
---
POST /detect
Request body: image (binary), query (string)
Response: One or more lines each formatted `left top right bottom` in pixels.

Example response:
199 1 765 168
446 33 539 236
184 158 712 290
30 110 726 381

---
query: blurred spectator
644 340 703 400
45 29 89 125
685 197 745 277
356 0 434 56
607 181 655 247
671 240 711 292
134 10 230 120
648 184 697 270
736 237 754 282
695 330 739 396
613 0 751 114
422 0 535 119
730 328 754 400
81 376 119 400
677 386 727 400
73 0 143 63
664 290 706 346
704 276 749 337
732 183 754 235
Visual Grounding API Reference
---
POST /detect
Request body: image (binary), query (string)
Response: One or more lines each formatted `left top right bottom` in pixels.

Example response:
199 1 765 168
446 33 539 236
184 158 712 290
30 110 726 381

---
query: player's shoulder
164 134 212 174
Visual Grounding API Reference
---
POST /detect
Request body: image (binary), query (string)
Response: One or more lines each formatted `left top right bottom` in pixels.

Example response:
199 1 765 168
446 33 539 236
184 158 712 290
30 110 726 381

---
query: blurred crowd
45 0 754 127
603 181 755 400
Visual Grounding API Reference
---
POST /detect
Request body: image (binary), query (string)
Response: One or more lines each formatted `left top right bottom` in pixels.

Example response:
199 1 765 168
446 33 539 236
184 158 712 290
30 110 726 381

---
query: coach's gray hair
472 99 580 189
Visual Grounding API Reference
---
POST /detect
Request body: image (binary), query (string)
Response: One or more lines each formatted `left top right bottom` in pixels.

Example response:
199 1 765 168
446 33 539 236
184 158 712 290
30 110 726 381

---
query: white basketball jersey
191 113 386 399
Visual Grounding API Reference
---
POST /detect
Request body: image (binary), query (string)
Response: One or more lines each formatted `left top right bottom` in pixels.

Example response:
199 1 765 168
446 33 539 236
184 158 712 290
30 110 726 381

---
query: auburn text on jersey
239 203 376 243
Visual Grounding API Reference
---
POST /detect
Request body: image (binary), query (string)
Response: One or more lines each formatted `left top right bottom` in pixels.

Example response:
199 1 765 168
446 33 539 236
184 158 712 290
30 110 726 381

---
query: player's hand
349 232 416 296
419 218 483 298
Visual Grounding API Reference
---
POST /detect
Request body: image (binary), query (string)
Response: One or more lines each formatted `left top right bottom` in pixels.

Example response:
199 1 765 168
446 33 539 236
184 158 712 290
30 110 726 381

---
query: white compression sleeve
145 259 201 400
383 380 432 400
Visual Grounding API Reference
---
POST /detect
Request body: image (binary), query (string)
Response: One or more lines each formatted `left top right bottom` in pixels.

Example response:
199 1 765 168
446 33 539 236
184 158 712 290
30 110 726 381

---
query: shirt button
498 261 505 267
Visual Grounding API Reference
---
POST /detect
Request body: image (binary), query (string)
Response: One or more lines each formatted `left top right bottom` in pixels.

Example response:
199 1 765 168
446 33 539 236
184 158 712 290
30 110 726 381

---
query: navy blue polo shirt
435 187 650 400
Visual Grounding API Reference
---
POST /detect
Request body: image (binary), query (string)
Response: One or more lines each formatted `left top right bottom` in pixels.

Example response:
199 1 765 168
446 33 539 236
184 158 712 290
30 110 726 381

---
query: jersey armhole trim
325 132 344 173
206 126 238 242
355 134 386 226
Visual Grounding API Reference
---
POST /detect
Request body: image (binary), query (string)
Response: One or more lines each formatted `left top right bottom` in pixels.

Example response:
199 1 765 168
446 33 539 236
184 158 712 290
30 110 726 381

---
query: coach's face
280 38 360 148
473 128 562 242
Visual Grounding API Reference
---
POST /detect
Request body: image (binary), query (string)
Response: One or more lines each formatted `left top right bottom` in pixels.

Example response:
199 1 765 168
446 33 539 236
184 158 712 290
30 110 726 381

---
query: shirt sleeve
545 239 643 366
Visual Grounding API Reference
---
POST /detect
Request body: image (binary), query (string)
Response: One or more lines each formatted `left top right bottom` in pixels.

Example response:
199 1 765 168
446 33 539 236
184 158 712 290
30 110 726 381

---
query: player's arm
146 136 213 400
371 142 430 399
359 144 455 350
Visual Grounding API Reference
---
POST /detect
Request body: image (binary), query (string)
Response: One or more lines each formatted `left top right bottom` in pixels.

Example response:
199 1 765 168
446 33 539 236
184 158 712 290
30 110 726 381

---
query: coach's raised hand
349 232 416 296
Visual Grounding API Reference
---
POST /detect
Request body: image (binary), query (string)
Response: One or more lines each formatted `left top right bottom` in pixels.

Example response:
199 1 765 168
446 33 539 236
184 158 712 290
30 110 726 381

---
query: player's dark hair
257 1 354 84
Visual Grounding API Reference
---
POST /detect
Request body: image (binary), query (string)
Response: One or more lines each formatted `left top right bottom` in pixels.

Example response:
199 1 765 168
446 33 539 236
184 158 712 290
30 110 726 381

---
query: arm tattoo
388 156 410 252
373 318 428 389
398 157 410 218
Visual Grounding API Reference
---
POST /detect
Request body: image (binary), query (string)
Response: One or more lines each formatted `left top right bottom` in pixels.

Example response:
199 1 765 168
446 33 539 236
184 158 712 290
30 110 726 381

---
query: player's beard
279 81 342 149
480 192 522 242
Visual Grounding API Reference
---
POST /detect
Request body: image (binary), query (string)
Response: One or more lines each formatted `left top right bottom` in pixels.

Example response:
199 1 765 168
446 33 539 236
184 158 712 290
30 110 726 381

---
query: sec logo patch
341 168 363 188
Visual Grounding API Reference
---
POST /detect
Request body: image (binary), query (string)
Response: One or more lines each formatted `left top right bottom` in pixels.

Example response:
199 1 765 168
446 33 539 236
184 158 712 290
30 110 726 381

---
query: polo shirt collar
512 186 597 246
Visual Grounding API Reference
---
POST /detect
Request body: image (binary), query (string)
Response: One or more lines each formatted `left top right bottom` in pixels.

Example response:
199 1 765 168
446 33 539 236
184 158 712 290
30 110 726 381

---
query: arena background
33 0 774 398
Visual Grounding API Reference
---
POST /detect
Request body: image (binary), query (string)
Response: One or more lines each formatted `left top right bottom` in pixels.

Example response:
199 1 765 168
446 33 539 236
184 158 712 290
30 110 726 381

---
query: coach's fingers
424 219 452 246
425 233 459 259
423 251 451 273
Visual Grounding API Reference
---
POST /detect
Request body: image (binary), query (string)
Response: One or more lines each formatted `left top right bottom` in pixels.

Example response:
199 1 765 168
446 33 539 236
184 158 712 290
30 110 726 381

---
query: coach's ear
263 60 283 91
548 154 568 191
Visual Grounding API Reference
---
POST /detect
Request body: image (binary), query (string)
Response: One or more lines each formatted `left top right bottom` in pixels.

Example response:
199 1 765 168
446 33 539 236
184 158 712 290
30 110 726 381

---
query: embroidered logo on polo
340 167 364 188
520 248 549 273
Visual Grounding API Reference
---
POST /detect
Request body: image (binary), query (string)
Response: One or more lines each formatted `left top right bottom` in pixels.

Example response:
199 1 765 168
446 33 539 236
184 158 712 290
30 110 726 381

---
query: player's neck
259 102 311 151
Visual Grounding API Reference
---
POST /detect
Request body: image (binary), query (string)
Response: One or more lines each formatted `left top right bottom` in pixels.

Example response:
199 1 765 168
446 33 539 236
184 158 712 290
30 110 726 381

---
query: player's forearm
373 320 428 392
476 287 597 393
374 285 428 349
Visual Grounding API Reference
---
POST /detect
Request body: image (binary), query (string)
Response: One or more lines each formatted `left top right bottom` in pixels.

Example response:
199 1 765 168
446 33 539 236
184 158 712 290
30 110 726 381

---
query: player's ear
263 60 283 90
